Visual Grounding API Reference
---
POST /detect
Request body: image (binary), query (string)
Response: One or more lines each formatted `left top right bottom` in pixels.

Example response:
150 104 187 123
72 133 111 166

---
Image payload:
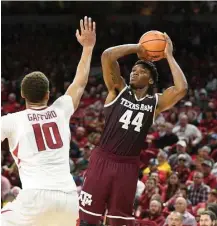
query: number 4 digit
119 110 133 130
132 112 144 132
119 110 144 132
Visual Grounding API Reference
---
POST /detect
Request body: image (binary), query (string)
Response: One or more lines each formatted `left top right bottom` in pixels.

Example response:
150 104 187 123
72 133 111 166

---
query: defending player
79 34 188 226
1 16 96 226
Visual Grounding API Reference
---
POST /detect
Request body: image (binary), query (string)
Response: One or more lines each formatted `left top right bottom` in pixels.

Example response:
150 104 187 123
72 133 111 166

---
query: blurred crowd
2 1 217 15
1 3 217 225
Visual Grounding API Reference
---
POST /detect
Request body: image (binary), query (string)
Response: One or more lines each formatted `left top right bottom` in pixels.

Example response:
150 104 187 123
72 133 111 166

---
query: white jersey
1 95 77 192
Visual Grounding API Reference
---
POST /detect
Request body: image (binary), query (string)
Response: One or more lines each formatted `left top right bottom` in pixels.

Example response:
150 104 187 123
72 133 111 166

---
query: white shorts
1 189 79 226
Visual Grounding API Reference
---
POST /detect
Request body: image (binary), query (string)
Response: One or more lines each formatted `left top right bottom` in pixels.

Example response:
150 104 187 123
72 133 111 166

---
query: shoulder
2 112 19 123
53 95 73 107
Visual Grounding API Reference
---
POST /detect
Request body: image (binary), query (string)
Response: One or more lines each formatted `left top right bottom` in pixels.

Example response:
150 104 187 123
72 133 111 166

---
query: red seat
135 219 158 226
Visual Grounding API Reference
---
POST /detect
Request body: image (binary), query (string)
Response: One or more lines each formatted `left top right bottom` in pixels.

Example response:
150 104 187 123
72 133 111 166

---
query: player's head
21 71 49 105
129 60 158 95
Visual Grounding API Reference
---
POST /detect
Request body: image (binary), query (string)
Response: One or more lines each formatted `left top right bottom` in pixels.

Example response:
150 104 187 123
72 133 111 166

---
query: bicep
101 51 125 92
65 83 84 111
156 86 187 114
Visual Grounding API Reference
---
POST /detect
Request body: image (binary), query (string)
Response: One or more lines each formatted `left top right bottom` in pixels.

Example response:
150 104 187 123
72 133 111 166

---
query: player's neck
133 86 149 100
26 101 47 109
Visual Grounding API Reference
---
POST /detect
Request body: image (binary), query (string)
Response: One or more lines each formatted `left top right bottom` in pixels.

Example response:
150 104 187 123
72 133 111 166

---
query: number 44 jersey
99 86 159 156
1 95 77 192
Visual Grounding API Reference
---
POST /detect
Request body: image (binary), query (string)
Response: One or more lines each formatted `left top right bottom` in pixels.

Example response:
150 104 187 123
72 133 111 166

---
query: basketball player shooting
1 16 96 226
79 33 188 226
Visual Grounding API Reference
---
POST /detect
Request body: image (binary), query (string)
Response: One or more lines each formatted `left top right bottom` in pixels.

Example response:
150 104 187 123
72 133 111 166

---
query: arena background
1 1 217 225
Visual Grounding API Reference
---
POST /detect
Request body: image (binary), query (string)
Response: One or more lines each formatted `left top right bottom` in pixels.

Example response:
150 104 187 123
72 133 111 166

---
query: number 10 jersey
99 86 159 156
1 95 77 192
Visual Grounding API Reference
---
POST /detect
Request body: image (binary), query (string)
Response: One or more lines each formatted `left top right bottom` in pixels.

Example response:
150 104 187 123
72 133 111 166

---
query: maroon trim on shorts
1 210 12 214
93 147 140 164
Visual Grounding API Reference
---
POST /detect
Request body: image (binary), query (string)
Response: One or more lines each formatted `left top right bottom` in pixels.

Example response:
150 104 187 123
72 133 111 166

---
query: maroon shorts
79 148 140 226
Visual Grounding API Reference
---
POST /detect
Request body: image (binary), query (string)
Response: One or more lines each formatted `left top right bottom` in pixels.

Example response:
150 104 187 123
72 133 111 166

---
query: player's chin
129 80 137 88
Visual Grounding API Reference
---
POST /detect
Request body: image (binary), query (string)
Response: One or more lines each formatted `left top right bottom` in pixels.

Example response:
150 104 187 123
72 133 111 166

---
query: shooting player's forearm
102 44 140 61
73 47 94 88
167 55 188 94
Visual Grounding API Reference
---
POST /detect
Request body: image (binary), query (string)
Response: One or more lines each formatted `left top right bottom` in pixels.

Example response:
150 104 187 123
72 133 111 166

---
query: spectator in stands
172 114 202 149
72 126 88 148
211 163 217 177
154 122 179 149
209 133 217 153
156 150 172 176
164 197 197 226
174 154 191 184
163 173 180 203
195 89 209 111
143 200 166 226
188 172 210 206
193 189 217 217
199 108 217 133
2 93 20 114
199 210 217 226
183 101 198 124
206 73 217 92
168 140 192 168
138 177 159 218
197 146 213 161
74 143 93 174
142 159 167 185
201 160 217 189
166 211 183 226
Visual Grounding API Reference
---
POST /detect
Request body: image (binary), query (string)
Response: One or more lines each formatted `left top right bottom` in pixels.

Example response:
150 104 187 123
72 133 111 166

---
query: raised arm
156 33 188 115
65 16 96 110
101 44 146 104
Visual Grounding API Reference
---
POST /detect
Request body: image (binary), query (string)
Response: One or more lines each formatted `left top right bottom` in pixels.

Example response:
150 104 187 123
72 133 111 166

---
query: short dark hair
21 71 49 103
134 60 159 95
200 210 217 221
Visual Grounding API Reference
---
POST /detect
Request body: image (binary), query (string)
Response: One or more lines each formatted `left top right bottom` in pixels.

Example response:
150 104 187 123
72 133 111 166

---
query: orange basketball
139 30 166 61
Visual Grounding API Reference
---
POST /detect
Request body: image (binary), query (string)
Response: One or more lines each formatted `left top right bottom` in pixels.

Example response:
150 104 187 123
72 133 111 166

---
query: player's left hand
164 32 173 58
76 16 96 48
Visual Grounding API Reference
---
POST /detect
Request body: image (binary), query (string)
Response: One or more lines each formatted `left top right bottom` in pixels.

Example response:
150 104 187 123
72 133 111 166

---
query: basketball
139 30 166 61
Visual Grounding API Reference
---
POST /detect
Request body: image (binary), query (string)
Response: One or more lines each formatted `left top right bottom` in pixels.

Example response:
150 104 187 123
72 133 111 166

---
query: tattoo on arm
111 72 118 84
110 63 119 84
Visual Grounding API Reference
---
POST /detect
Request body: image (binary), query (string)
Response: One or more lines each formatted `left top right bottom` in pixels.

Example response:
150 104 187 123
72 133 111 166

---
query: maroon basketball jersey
99 86 158 156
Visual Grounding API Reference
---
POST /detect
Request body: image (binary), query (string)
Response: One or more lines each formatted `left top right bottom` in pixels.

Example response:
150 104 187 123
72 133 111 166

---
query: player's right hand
76 16 96 48
137 44 152 61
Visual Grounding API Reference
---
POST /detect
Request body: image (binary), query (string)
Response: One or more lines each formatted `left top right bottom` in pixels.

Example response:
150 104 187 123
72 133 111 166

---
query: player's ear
149 78 154 85
45 91 50 101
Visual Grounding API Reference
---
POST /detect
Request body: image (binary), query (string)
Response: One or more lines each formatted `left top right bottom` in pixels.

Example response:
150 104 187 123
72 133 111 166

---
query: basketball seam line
145 50 165 52
140 39 166 44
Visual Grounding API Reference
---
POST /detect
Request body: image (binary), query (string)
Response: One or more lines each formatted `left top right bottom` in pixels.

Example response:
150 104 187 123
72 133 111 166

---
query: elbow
101 49 112 60
178 84 188 98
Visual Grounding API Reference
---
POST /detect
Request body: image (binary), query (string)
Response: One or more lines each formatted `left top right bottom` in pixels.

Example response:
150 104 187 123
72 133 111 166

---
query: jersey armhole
152 93 159 124
104 86 128 108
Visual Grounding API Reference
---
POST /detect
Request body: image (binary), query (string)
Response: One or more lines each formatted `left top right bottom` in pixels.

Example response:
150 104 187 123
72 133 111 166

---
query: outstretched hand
76 16 96 48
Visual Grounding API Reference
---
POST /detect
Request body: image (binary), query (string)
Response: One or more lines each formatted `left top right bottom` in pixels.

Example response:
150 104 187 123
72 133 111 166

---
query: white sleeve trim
152 93 159 124
104 86 128 108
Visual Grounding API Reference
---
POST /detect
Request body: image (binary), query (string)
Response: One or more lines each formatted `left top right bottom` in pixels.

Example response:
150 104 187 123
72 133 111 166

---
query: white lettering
79 191 93 207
